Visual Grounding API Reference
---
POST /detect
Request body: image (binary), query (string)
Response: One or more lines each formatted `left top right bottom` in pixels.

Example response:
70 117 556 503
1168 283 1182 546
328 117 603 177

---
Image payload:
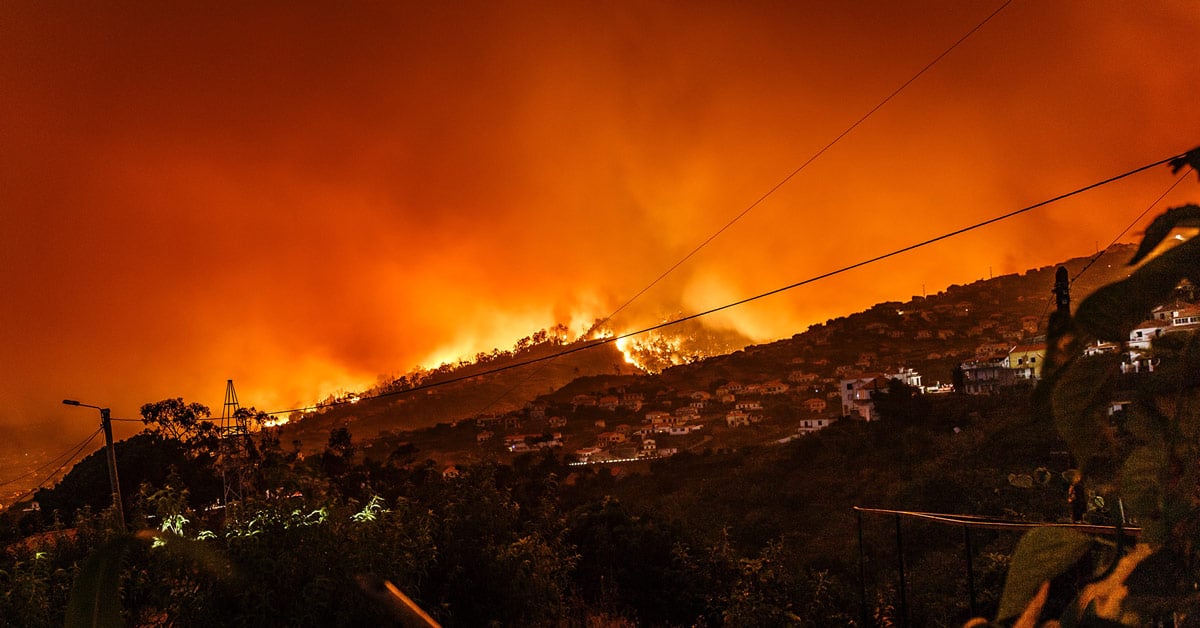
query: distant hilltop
277 242 1142 453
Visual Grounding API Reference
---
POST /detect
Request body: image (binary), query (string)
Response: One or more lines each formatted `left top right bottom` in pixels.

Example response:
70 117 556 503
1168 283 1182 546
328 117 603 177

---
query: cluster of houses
957 301 1200 395
467 267 1200 464
469 375 850 464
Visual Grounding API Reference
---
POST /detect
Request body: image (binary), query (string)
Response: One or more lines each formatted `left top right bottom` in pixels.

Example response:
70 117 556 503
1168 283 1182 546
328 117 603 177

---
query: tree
140 398 217 448
996 197 1200 624
871 378 930 422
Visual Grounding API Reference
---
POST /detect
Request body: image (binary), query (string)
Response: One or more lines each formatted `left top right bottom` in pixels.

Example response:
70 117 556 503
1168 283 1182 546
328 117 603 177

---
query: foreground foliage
994 150 1200 626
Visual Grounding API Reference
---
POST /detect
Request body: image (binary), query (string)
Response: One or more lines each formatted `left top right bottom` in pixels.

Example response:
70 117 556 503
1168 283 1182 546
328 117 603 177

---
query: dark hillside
279 340 640 451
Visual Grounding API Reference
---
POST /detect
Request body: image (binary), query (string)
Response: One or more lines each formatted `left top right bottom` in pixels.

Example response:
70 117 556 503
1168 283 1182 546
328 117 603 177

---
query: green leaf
1076 234 1200 341
997 527 1093 621
1130 203 1200 265
1121 446 1165 542
1123 405 1166 444
65 534 137 628
141 530 236 583
1139 332 1200 403
1052 354 1121 462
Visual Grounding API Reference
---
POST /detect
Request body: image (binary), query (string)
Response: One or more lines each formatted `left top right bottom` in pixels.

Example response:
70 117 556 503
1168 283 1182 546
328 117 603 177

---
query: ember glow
2 2 1199 446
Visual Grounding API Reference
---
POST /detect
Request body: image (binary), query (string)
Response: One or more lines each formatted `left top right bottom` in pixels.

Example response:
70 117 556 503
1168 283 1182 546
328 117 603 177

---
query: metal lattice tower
219 379 252 508
221 379 246 436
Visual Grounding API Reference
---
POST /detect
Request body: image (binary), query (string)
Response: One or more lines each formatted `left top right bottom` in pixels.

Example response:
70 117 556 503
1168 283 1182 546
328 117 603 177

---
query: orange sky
2 1 1198 446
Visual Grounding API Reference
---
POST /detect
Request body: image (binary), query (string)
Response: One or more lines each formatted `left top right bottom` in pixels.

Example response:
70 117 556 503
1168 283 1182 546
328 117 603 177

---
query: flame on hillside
613 317 754 374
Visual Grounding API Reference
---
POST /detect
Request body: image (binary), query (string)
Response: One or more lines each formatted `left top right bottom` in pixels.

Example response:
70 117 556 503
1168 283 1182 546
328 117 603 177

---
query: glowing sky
2 1 1198 445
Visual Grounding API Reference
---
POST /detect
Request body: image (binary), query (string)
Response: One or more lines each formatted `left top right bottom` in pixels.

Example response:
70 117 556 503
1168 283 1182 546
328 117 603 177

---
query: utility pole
63 399 126 531
99 408 126 532
1054 266 1071 316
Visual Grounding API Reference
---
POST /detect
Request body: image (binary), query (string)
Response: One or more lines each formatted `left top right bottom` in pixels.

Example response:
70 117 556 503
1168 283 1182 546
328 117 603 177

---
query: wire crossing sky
263 149 1193 417
3 1 1199 444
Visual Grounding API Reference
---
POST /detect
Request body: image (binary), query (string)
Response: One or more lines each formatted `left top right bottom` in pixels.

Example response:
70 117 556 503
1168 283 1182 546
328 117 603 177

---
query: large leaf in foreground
65 534 137 628
997 527 1092 622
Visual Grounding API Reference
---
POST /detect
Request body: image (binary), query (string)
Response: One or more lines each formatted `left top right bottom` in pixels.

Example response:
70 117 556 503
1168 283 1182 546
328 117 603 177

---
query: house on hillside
1152 301 1194 321
1171 306 1200 328
761 381 789 395
803 398 827 413
726 410 751 427
597 431 626 446
575 446 603 461
673 406 699 419
1084 341 1120 356
959 357 1014 395
890 367 923 388
789 371 819 384
619 393 644 411
840 368 923 420
1006 339 1047 380
796 417 832 434
1129 320 1169 351
839 375 889 421
644 410 671 425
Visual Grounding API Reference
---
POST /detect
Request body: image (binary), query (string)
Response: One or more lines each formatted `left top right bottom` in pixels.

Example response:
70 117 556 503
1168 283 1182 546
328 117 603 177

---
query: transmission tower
219 379 252 508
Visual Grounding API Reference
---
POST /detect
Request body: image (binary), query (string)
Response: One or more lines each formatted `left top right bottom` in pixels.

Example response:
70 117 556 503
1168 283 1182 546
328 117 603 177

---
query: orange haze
2 1 1199 446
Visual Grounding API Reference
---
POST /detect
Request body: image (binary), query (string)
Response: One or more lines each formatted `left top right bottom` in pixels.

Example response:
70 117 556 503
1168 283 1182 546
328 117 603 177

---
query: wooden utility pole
62 399 125 531
99 408 126 531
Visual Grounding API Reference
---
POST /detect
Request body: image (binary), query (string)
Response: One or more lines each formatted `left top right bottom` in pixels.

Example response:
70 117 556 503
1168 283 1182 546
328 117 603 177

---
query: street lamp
62 399 126 531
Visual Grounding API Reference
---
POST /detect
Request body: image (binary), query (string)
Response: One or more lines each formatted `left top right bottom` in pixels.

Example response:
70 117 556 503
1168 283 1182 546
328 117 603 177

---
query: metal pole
963 525 977 617
857 509 869 627
895 514 909 627
100 408 126 531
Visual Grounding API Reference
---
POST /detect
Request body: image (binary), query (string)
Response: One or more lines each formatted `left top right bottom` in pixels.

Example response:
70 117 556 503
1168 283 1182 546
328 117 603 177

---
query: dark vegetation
5 148 1198 625
2 385 1082 626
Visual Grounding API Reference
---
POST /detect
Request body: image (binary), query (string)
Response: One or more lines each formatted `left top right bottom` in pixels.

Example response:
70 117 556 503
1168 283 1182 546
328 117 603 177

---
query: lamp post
62 399 126 531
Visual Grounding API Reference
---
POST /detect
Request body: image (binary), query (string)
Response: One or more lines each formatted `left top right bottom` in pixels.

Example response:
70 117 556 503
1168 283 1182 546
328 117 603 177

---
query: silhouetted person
1068 473 1086 523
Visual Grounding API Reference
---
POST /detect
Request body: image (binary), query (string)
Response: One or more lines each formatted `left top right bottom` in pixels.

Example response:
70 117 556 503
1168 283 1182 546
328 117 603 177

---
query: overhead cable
601 0 1013 327
260 150 1190 418
3 428 104 505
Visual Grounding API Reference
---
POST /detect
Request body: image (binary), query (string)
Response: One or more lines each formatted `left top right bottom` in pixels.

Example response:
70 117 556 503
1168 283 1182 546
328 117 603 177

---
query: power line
263 149 1189 418
0 428 106 488
1030 165 1194 331
601 0 1013 328
1072 168 1193 285
3 428 104 505
466 0 1014 419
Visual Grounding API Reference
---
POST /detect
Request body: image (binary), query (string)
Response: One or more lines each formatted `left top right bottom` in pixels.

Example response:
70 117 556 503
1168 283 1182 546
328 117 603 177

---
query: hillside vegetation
4 235 1189 626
